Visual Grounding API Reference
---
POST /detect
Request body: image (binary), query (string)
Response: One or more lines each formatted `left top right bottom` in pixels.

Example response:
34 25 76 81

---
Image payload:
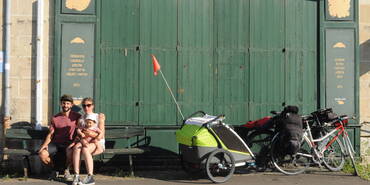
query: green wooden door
178 0 215 119
248 0 286 120
97 0 318 126
285 0 318 114
53 0 360 155
213 0 250 124
98 0 140 125
139 0 179 126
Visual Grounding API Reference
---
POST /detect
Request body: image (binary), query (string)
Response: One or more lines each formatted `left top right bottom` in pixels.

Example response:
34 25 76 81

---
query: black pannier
277 106 303 155
311 108 338 124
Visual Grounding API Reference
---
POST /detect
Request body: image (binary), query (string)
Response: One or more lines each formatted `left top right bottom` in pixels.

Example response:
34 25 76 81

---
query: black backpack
277 106 303 155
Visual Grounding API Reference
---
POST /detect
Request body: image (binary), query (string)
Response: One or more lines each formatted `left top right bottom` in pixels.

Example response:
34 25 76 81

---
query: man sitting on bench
38 94 81 180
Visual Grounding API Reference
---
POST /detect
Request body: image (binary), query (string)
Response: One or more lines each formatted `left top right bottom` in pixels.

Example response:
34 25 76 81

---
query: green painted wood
53 0 98 114
98 0 140 125
96 0 319 126
345 126 361 157
146 130 178 153
60 23 95 100
213 0 249 124
178 0 215 120
104 127 144 139
139 0 178 125
285 0 317 114
5 129 48 140
249 0 285 120
53 0 360 153
318 0 360 149
325 29 355 116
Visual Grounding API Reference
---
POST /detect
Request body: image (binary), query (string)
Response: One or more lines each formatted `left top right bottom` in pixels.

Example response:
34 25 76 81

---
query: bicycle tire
246 130 274 171
270 134 310 175
344 135 359 176
205 149 235 183
246 130 274 153
318 131 345 171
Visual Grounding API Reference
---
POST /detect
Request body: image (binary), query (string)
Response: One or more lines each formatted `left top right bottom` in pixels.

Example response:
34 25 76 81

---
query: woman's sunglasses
82 104 93 108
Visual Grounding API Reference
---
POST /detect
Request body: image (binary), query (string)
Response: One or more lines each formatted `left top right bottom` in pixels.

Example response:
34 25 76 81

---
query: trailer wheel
205 149 235 183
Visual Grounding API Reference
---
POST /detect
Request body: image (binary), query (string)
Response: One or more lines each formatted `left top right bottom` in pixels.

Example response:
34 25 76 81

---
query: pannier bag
242 116 272 129
277 106 303 155
312 108 338 123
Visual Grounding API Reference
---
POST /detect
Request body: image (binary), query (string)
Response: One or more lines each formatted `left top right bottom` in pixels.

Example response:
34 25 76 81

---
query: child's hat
85 114 98 123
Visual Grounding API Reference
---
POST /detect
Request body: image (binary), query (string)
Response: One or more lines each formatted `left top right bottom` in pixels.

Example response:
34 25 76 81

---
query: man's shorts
44 142 69 156
38 142 70 171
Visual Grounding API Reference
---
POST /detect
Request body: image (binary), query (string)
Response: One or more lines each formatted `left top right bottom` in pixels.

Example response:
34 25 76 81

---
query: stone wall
360 0 370 163
0 0 53 127
1 0 370 164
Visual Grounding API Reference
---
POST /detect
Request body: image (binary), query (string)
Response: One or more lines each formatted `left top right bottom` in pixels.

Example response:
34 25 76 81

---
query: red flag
151 54 161 76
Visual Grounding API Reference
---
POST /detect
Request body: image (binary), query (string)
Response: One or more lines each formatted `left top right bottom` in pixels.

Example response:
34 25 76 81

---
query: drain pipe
3 0 11 134
35 0 44 130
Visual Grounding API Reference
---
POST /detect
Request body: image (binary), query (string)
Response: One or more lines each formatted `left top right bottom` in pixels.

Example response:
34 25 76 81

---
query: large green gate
54 0 359 154
97 0 317 125
94 0 318 152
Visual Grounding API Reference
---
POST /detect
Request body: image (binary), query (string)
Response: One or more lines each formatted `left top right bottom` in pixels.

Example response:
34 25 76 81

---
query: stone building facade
0 0 369 163
0 0 53 127
360 0 370 163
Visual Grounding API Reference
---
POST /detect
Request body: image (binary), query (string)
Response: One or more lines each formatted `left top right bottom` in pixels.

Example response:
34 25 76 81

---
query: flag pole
158 70 185 120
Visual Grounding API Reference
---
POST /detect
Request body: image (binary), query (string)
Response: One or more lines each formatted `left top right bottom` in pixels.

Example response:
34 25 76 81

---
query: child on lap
69 114 102 151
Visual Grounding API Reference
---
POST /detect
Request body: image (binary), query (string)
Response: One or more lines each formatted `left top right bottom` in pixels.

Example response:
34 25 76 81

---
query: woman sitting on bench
71 97 106 185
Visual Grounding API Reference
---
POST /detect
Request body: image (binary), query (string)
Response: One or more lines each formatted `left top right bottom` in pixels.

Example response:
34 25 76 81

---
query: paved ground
0 169 369 185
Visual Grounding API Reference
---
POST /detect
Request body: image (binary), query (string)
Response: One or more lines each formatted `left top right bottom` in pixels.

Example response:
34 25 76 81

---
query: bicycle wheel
270 135 311 175
344 135 359 176
246 130 274 171
205 149 235 183
246 130 274 153
319 132 345 171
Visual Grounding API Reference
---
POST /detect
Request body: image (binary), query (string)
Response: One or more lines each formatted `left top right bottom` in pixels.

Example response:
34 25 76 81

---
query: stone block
11 16 35 36
361 123 370 137
14 0 37 16
360 4 370 23
10 97 33 124
360 102 370 123
18 78 34 98
10 56 33 78
13 35 34 57
360 137 370 164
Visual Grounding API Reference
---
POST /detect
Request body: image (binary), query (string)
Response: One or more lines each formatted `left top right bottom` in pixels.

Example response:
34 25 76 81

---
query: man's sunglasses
82 104 93 108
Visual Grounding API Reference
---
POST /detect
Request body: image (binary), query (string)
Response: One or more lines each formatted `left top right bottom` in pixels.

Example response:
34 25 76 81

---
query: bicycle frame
317 117 353 156
271 109 358 175
301 116 353 162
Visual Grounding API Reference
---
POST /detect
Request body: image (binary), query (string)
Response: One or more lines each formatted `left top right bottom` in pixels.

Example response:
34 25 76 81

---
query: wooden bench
101 126 150 176
0 128 48 178
0 126 149 177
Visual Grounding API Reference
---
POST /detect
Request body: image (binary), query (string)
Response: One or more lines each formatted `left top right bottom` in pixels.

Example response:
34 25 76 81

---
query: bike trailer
176 113 253 164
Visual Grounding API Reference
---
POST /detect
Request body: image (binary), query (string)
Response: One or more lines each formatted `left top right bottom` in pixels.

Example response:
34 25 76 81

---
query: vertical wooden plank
249 0 285 119
285 0 317 114
214 0 249 125
139 0 178 125
98 0 140 125
178 0 214 118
